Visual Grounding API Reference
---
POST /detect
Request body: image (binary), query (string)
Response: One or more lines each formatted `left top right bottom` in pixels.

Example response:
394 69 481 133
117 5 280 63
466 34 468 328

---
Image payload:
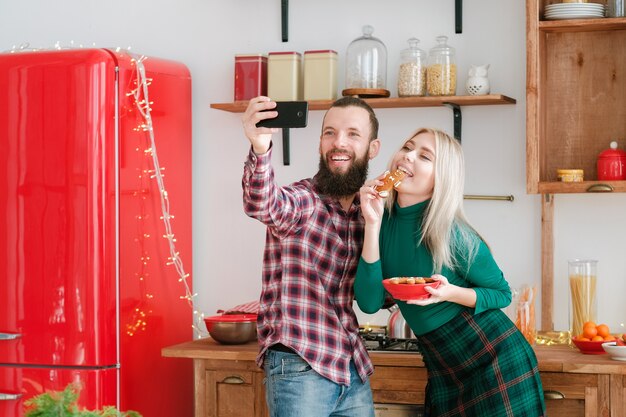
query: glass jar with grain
397 37 426 97
426 35 457 96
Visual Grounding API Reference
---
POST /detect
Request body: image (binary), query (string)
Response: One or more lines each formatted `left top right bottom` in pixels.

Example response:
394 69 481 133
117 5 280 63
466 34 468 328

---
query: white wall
2 0 624 334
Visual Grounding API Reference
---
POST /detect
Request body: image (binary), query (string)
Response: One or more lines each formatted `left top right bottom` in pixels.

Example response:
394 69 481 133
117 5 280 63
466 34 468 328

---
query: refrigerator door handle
0 332 22 340
0 393 23 400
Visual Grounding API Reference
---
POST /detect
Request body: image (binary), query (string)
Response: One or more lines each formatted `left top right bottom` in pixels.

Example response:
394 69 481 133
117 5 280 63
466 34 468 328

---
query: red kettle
597 141 626 181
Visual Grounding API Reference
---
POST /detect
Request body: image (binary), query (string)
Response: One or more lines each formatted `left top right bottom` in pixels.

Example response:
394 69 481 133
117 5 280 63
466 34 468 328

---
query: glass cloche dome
343 25 389 98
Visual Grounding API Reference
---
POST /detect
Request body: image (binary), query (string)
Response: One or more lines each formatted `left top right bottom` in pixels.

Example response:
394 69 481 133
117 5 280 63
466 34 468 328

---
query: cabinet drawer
540 372 609 417
207 370 256 417
370 366 427 405
200 359 268 417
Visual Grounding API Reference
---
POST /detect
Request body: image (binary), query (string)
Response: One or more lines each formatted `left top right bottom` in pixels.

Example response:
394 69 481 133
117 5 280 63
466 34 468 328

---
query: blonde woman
355 128 546 417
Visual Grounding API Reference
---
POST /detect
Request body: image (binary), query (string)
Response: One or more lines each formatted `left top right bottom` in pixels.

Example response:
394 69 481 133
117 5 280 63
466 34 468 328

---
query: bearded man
241 96 381 417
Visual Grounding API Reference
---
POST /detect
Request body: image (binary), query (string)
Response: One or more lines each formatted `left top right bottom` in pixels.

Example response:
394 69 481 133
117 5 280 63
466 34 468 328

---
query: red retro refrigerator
0 49 193 416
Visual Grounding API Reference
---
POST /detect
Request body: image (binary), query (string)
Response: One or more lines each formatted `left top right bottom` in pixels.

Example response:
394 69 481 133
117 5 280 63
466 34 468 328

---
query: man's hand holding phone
255 101 308 129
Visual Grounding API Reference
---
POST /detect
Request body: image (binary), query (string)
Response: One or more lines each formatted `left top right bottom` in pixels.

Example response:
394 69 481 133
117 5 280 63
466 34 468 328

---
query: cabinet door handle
0 333 22 340
543 390 565 400
0 393 23 401
222 376 245 384
586 184 614 193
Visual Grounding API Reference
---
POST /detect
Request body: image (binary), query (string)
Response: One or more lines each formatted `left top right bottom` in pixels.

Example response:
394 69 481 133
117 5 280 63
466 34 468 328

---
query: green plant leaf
24 383 142 417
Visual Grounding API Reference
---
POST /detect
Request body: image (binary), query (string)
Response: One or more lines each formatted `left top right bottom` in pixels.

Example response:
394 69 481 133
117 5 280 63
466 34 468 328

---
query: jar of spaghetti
568 259 598 338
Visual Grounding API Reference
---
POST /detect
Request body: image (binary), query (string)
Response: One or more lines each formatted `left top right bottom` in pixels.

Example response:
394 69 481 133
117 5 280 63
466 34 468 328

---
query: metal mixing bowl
204 315 257 344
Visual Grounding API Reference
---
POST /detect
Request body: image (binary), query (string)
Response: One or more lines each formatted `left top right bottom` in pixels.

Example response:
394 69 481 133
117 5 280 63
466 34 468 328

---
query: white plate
545 3 604 8
545 5 604 11
545 7 604 12
545 6 604 11
545 4 604 8
545 12 604 19
545 10 604 14
545 10 604 15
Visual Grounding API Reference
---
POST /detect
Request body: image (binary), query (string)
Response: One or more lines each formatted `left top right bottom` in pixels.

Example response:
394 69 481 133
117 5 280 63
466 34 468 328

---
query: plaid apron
417 309 546 417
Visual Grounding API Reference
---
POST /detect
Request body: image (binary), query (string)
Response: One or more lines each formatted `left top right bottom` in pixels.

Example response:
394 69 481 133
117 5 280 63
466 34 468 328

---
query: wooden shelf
539 16 626 33
212 94 516 164
210 94 516 113
538 180 626 194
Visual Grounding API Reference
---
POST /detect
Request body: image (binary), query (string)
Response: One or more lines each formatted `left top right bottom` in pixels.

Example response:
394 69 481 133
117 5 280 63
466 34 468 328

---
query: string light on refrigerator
128 54 207 338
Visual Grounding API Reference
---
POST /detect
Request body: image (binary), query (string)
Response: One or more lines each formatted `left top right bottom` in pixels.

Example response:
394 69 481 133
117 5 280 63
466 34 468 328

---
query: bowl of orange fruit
572 322 617 355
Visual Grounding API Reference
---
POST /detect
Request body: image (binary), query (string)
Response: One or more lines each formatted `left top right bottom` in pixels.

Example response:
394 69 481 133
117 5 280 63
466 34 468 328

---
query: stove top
359 328 420 354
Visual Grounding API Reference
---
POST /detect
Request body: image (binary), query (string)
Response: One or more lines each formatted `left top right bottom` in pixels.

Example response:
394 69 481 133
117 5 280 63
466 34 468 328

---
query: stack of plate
544 2 605 19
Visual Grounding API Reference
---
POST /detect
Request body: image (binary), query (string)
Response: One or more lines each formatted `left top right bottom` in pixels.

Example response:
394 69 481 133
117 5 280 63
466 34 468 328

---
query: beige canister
304 50 338 101
268 51 303 101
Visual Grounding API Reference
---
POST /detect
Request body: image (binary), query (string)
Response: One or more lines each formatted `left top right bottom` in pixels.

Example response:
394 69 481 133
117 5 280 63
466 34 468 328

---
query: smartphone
256 101 308 129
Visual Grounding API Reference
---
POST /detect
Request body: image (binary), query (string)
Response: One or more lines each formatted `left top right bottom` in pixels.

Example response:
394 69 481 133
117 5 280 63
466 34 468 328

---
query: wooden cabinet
163 340 626 417
537 344 626 417
541 372 610 417
526 0 626 195
198 359 267 417
611 374 625 417
370 365 427 405
525 0 626 329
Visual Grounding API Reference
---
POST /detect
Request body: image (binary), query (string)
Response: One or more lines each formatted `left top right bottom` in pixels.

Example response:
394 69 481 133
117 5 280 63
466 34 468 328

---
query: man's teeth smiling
332 155 350 161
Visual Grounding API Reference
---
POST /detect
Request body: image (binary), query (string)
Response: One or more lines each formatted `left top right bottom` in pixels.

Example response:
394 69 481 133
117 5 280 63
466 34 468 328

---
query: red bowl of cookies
382 277 441 301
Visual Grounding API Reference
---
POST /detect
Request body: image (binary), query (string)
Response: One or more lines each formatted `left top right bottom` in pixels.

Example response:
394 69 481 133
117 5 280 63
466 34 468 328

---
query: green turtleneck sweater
354 200 511 335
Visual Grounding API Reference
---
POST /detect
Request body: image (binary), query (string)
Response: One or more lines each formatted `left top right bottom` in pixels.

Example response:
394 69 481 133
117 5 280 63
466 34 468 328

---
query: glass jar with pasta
568 259 598 339
426 35 457 96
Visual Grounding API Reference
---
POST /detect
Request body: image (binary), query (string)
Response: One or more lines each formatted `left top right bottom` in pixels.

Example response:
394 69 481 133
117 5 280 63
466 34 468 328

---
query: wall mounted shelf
211 94 516 164
211 94 515 113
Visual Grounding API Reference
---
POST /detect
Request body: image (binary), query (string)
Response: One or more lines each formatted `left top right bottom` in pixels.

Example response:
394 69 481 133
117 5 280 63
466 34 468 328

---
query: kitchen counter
163 339 626 417
162 337 626 374
162 337 425 367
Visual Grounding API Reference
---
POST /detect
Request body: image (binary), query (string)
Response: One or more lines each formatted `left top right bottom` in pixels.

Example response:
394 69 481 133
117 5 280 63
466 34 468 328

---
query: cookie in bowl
382 277 441 301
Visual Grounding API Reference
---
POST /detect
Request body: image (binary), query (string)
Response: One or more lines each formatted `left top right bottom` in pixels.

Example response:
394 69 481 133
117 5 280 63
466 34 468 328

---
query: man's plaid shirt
242 147 373 386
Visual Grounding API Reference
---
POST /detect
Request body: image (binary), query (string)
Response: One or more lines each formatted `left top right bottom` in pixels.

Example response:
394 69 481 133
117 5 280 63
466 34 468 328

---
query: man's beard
315 150 369 198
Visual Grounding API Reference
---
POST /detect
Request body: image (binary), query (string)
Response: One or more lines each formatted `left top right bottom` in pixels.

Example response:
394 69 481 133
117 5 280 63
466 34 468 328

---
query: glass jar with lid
568 259 598 338
397 37 426 97
426 35 457 96
343 25 389 97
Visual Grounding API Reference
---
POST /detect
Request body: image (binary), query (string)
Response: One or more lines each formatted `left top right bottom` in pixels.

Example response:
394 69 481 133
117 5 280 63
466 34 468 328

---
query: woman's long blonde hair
385 127 483 274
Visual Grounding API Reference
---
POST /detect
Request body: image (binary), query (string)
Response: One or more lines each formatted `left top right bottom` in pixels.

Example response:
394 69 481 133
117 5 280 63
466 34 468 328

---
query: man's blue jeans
263 349 375 417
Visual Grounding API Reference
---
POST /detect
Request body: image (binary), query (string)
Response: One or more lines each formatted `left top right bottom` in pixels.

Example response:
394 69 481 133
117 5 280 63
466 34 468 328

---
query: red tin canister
597 141 626 181
234 54 267 101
